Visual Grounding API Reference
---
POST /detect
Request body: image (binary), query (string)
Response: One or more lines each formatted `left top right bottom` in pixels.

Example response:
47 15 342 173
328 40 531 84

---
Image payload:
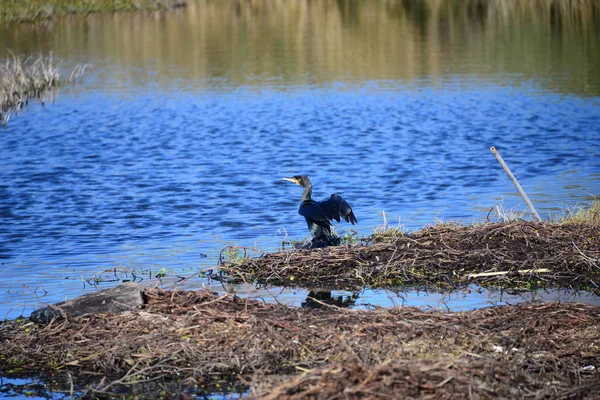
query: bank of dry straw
0 289 599 398
219 219 600 292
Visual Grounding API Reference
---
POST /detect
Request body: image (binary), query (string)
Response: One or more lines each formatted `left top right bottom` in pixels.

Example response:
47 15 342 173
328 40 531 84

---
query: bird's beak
282 177 299 185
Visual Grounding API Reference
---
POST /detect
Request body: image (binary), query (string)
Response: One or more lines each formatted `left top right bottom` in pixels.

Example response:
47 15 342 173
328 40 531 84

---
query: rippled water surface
1 0 600 319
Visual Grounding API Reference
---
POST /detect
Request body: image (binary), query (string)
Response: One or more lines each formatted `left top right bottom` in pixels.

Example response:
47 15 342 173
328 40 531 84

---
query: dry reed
1 289 599 398
0 54 60 125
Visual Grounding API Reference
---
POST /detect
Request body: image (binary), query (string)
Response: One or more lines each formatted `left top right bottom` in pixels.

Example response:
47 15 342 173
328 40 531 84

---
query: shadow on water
301 290 360 309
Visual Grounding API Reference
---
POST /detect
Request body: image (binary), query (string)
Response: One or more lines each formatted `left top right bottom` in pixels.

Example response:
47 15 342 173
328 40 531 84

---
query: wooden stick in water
490 146 542 222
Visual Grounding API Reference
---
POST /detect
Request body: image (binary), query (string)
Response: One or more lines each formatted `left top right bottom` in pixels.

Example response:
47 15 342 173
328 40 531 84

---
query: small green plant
220 246 245 265
155 267 168 279
340 229 358 245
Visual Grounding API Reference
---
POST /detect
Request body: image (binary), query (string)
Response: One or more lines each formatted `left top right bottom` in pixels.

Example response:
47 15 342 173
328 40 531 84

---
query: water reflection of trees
1 0 598 95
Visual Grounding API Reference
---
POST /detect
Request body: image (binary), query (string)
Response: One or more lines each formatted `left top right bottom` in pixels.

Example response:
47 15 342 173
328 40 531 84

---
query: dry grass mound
220 221 600 291
1 289 599 398
255 357 598 400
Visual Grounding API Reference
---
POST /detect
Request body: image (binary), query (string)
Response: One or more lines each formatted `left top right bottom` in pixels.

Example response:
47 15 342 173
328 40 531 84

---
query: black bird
282 175 357 246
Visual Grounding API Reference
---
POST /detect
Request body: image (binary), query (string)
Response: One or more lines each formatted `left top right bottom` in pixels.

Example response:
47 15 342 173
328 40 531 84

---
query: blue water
1 79 598 319
1 1 600 320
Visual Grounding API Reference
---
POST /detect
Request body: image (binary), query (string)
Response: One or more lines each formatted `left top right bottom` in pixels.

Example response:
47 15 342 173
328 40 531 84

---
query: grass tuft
0 54 60 125
558 200 600 227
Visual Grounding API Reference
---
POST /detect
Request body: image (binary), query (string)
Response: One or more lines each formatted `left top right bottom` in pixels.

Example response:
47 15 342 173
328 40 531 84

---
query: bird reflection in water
301 290 360 309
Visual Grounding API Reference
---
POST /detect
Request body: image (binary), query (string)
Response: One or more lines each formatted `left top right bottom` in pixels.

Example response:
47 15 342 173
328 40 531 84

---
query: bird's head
282 175 311 187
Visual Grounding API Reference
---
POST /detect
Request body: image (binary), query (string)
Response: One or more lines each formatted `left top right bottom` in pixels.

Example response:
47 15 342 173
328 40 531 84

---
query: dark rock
30 283 145 324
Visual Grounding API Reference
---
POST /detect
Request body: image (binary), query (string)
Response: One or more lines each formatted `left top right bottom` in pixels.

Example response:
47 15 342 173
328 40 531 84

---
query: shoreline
0 0 187 24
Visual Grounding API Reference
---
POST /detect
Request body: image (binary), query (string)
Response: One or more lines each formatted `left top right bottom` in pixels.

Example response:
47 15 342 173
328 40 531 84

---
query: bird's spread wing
298 201 332 228
317 194 358 225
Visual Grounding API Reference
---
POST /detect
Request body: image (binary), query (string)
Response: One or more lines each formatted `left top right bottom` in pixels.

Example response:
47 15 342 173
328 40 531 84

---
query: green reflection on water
1 0 599 95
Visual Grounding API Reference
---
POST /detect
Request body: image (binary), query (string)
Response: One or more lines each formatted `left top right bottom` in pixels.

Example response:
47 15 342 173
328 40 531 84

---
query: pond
1 0 600 320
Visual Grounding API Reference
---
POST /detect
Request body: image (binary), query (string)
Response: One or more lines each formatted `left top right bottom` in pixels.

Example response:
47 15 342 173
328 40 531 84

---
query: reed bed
0 55 60 125
1 289 598 398
219 220 600 292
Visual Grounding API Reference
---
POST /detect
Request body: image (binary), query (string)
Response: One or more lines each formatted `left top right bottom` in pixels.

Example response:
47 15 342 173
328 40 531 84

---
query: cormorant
282 175 357 246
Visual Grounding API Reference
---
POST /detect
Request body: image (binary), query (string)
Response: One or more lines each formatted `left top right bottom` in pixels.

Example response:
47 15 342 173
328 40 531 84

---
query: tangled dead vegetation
219 221 600 292
1 289 599 398
255 357 598 400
